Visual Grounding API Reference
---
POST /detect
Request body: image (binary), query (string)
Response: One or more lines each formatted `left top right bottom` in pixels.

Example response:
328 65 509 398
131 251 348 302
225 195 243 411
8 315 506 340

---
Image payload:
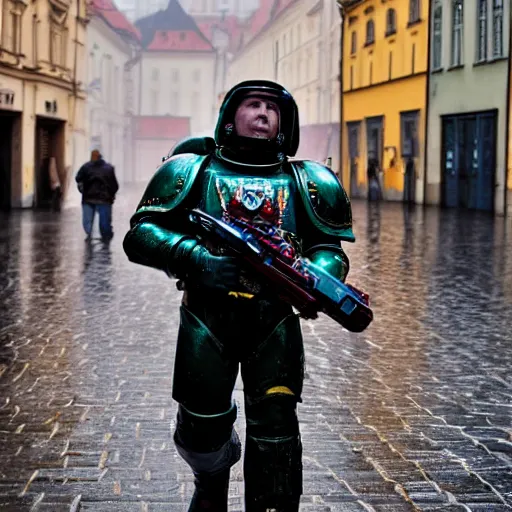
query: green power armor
123 80 354 512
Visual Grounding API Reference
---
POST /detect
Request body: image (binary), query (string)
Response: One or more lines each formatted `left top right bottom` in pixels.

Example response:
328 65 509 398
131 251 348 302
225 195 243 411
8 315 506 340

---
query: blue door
442 111 496 212
476 113 496 211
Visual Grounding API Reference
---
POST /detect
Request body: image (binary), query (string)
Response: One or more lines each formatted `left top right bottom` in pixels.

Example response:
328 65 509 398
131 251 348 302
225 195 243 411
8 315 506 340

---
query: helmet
214 80 300 158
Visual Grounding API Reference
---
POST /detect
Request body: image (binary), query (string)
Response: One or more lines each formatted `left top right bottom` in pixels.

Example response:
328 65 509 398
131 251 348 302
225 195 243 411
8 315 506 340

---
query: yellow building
340 0 429 202
0 0 88 209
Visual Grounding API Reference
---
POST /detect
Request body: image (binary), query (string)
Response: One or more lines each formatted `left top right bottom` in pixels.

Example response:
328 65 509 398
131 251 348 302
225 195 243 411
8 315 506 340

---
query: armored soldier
123 80 354 512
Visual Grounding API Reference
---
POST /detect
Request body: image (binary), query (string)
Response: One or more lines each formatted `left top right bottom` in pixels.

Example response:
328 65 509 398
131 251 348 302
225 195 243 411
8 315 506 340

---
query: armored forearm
305 245 350 282
123 218 198 279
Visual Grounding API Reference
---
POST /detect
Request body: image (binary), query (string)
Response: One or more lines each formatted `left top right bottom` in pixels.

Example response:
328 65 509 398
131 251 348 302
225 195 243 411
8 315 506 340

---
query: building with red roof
89 0 141 42
130 0 217 180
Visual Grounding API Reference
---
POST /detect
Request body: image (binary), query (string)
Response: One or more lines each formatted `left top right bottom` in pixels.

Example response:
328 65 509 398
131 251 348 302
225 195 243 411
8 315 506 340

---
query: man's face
234 93 280 140
91 150 100 161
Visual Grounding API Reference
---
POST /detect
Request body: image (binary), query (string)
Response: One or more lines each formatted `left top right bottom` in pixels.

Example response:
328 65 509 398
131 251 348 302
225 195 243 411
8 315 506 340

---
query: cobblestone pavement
0 187 512 512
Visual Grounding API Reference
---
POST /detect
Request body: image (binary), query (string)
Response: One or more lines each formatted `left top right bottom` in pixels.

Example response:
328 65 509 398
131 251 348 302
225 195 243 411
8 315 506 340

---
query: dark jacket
76 159 119 205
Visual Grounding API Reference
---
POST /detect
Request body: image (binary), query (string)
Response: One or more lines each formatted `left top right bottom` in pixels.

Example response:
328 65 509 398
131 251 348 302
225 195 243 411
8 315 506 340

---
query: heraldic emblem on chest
215 177 290 228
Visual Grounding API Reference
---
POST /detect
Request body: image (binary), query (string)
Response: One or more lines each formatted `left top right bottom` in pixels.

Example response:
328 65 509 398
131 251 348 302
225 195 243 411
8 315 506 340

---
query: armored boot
244 395 303 512
174 404 241 512
188 468 231 512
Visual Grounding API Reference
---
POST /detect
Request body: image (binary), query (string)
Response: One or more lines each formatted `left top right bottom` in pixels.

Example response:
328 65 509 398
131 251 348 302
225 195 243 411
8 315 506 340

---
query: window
492 0 503 57
171 68 179 83
432 1 442 68
192 69 200 82
50 28 61 67
32 14 38 64
114 66 119 110
170 91 179 115
350 31 357 54
1 1 23 54
151 90 158 115
476 0 487 61
386 9 396 36
191 92 199 119
409 0 420 23
152 67 159 80
365 20 375 45
451 0 464 66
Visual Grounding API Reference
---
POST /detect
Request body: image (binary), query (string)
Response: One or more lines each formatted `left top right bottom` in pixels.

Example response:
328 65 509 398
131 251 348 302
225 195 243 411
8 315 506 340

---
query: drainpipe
124 42 141 182
68 0 81 201
337 1 345 184
504 7 512 217
423 0 432 207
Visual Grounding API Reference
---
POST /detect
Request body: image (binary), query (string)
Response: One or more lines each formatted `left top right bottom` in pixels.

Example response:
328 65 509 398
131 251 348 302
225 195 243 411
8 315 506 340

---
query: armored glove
188 244 240 291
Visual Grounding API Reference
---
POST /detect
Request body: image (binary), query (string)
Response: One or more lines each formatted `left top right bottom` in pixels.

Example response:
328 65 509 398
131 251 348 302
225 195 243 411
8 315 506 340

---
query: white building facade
133 0 217 177
87 8 141 183
226 0 342 172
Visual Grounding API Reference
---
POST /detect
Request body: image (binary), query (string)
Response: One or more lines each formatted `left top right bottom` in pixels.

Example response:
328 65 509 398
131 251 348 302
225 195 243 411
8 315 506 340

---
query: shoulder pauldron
131 154 208 225
290 160 355 242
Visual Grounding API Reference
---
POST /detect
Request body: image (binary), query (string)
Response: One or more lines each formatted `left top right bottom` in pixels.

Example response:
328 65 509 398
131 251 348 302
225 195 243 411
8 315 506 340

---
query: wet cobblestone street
0 186 511 511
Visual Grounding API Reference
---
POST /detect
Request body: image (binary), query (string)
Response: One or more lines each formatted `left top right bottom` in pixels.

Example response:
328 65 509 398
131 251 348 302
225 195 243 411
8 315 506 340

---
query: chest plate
201 163 298 237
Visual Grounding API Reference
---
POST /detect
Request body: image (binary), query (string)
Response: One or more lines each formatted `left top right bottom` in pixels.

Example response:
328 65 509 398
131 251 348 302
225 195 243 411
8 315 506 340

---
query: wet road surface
0 187 511 511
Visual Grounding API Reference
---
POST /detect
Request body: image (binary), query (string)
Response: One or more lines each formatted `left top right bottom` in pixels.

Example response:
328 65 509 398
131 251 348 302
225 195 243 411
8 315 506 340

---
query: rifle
186 209 373 333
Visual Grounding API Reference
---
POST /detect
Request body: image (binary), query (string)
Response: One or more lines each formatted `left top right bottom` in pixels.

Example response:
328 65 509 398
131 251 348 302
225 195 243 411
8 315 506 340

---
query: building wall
0 0 88 208
87 17 140 183
227 2 326 125
225 1 341 170
139 52 216 133
341 0 429 200
425 0 510 214
343 76 427 198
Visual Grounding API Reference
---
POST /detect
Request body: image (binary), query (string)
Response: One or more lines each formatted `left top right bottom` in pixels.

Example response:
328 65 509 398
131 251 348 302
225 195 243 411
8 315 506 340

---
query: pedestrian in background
367 158 382 201
48 157 62 212
75 150 119 242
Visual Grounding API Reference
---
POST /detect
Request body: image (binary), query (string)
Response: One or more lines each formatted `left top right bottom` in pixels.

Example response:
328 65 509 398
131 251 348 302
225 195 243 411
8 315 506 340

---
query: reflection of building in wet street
1 191 512 509
0 0 88 210
87 0 142 184
425 0 510 215
340 0 428 203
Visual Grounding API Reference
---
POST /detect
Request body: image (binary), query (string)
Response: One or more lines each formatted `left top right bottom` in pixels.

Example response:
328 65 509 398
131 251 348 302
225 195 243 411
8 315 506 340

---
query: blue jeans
82 203 113 240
